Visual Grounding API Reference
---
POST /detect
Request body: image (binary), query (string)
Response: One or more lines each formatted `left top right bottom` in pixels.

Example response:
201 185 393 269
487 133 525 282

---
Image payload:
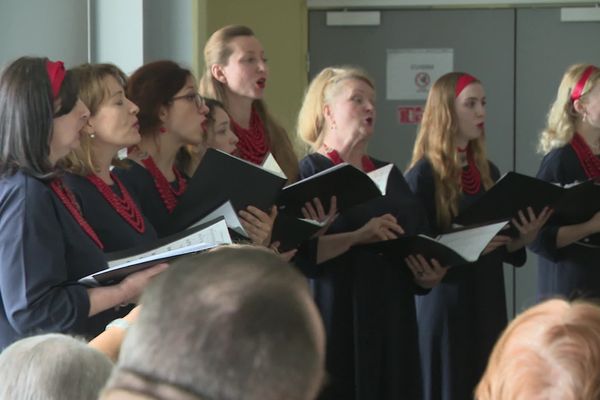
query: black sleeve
0 179 91 335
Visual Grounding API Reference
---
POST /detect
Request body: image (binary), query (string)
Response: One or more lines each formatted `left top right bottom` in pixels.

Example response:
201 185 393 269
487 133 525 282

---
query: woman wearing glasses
112 61 209 236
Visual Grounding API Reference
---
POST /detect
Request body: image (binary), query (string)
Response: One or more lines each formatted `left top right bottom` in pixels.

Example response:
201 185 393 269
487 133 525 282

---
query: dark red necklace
323 147 375 172
570 133 600 179
49 178 104 249
86 173 145 234
230 107 269 165
460 148 481 195
141 156 187 214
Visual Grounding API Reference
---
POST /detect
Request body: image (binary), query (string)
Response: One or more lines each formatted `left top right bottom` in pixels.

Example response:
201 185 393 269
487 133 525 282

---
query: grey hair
107 245 324 400
0 333 113 400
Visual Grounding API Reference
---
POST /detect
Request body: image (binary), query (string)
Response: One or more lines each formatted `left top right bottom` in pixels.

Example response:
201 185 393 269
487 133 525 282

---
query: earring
159 126 167 134
89 133 95 139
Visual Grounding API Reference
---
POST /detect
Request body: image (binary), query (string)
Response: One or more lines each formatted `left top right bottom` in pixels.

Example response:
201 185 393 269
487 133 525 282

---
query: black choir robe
298 153 429 400
64 172 157 253
0 171 128 349
405 158 526 400
530 144 600 300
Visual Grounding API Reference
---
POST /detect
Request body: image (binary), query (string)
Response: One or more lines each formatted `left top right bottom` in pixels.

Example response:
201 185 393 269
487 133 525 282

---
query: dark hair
111 245 324 400
203 97 226 130
0 56 78 179
127 60 192 137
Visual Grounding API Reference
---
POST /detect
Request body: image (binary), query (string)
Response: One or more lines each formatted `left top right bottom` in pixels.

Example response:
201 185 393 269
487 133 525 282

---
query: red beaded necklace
323 146 375 172
86 173 145 234
460 147 481 195
230 107 269 165
570 132 600 179
141 156 187 214
49 179 104 249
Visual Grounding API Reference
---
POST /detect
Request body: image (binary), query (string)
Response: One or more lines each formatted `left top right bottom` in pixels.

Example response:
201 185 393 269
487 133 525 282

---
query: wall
91 0 144 74
203 0 308 141
0 0 88 68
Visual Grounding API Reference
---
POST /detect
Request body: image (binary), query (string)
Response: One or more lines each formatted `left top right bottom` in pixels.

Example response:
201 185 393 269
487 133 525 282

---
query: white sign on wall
386 48 453 100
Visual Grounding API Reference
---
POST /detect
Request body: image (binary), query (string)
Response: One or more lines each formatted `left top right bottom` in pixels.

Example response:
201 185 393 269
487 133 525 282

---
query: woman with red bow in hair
531 64 600 300
405 72 551 400
0 57 166 350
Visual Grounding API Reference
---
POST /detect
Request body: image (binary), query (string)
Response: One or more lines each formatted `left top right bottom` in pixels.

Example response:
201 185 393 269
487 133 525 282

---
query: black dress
530 145 600 300
113 160 187 237
0 172 128 349
298 153 429 400
405 158 526 400
64 173 158 253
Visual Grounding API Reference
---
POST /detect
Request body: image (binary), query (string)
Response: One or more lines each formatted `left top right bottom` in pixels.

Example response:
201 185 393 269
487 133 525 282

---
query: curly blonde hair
296 66 374 153
408 72 493 229
538 64 600 155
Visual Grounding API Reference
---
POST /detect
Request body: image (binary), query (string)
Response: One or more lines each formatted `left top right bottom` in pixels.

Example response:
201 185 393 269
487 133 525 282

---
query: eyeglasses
171 93 205 109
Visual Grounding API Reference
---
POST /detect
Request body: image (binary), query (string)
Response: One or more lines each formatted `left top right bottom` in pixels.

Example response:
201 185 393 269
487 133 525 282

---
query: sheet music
436 221 508 262
261 152 287 179
366 164 393 196
298 217 329 227
108 219 231 269
191 201 249 238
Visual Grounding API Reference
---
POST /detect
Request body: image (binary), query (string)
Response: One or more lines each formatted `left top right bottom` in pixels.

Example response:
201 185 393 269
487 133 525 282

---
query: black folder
454 172 600 226
277 163 383 218
362 220 509 267
163 149 287 236
270 213 324 252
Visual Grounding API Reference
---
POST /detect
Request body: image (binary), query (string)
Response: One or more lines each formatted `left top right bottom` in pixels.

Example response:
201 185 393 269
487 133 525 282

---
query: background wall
0 0 88 68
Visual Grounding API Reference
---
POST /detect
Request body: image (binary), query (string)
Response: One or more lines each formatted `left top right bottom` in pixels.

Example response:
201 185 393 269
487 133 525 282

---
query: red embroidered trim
49 179 104 249
141 156 187 214
324 147 375 172
571 133 600 179
460 148 482 195
230 107 269 165
86 173 145 234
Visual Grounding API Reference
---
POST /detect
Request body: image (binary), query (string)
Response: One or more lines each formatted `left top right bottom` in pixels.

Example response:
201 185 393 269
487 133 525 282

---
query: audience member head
0 56 89 178
297 66 375 153
408 72 493 228
539 64 600 154
127 60 208 146
63 63 139 175
102 245 325 400
476 299 600 400
0 333 113 400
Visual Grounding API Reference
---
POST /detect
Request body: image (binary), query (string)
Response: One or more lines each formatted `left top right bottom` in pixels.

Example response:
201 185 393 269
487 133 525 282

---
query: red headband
571 66 598 102
455 73 478 97
45 60 65 99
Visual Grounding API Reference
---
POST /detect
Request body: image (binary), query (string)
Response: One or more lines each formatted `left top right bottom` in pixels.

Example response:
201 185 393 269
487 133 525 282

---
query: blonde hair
475 299 600 400
62 63 128 175
296 66 374 152
199 25 299 181
538 64 600 155
408 72 493 229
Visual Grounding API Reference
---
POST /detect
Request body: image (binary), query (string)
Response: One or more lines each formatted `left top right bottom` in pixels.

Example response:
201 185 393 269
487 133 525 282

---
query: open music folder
455 172 600 226
362 220 509 267
277 163 394 217
162 149 287 236
79 217 232 286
